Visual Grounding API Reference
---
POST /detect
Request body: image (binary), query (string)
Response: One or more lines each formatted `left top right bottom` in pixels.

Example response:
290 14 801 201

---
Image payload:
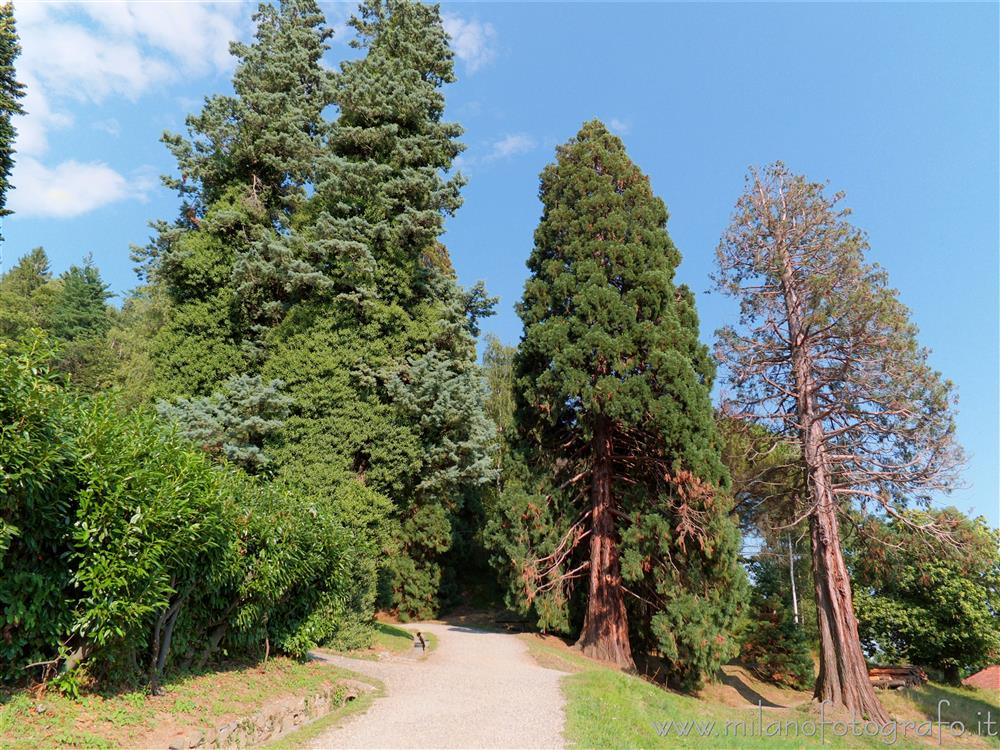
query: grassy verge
0 657 362 750
418 630 439 656
880 683 1000 747
521 635 998 749
265 674 384 750
372 622 416 653
337 621 439 661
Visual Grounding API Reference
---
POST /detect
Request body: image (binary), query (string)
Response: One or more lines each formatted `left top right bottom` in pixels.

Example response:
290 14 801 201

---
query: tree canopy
503 120 746 686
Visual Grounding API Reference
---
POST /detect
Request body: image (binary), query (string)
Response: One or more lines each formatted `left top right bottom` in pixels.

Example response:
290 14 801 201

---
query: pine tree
161 0 332 219
0 250 115 390
714 163 965 722
0 248 54 339
142 0 335 394
0 1 25 225
128 0 397 652
386 324 497 616
49 259 112 343
514 120 746 679
2 247 49 296
137 0 492 622
48 259 115 390
319 0 464 305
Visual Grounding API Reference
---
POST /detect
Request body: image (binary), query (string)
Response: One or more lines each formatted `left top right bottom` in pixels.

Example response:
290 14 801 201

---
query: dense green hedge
0 340 389 688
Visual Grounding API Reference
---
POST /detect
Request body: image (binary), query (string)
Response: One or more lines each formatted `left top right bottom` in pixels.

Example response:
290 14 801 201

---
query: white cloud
608 118 631 135
16 72 74 157
9 157 131 219
78 2 242 75
21 20 173 103
487 133 536 161
442 14 497 73
9 1 247 218
455 133 537 175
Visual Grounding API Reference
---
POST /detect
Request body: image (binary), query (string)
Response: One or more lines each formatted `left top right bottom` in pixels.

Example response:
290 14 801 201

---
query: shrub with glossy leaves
0 341 382 686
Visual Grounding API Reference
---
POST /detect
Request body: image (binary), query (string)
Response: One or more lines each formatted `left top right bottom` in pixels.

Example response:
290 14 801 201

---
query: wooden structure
867 665 927 690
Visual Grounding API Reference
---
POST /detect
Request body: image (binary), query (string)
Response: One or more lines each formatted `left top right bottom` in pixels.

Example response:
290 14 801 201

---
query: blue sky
4 2 997 525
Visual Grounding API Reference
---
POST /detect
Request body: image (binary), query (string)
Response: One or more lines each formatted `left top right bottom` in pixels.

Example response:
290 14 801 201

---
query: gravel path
307 622 566 749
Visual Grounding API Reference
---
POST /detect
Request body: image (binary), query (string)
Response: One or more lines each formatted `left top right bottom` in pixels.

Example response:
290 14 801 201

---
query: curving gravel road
307 622 566 749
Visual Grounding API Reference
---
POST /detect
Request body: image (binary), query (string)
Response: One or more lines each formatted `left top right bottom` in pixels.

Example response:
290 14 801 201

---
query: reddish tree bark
784 239 889 724
717 165 963 726
810 498 889 722
576 416 634 668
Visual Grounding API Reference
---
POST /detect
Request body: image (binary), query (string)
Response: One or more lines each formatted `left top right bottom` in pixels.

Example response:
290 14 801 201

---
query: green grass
372 622 417 653
563 667 925 749
0 657 359 750
523 636 998 749
337 622 438 661
881 682 1000 747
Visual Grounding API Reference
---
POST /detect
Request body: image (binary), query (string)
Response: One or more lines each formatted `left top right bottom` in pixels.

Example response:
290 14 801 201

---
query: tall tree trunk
780 243 888 724
576 415 634 669
809 486 888 723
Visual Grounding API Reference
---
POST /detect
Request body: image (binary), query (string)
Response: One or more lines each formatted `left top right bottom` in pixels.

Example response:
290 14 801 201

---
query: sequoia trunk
576 415 634 668
809 478 889 723
780 245 888 723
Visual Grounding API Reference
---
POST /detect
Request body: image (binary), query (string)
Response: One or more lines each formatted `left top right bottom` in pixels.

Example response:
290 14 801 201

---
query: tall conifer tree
139 0 493 620
141 0 335 397
0 2 24 227
714 163 964 721
513 121 745 679
267 0 494 618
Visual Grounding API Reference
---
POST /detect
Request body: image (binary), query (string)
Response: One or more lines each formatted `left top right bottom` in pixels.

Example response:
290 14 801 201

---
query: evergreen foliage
741 554 815 689
0 249 115 390
0 247 54 339
484 445 577 633
128 0 495 625
49 259 112 342
162 0 332 218
257 0 492 619
502 120 746 686
387 346 496 615
0 1 24 225
158 375 292 474
320 0 464 305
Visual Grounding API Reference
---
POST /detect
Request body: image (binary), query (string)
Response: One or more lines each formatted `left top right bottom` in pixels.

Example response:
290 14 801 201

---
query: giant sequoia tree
514 121 745 677
714 163 964 721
